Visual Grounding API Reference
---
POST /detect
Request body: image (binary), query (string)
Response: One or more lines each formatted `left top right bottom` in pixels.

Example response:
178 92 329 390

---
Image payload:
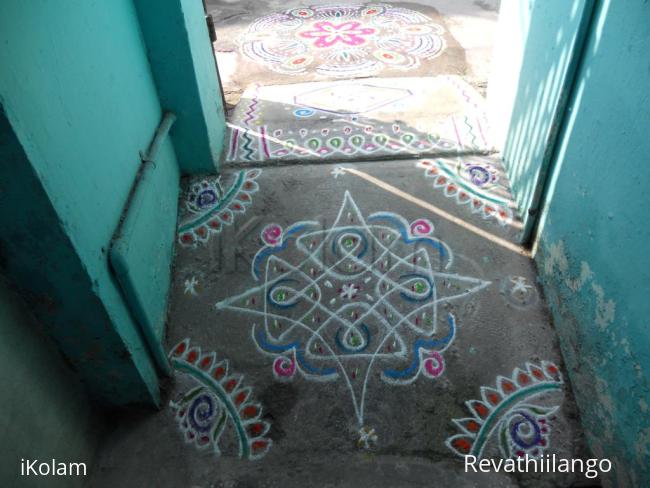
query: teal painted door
110 117 180 376
490 0 595 243
0 0 185 403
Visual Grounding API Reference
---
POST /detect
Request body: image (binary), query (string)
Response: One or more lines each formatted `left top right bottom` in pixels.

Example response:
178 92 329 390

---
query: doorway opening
206 1 499 161
201 0 593 247
200 0 528 246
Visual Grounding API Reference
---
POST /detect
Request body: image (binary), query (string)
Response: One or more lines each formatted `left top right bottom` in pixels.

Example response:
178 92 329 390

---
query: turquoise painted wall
0 0 183 405
489 0 591 236
534 1 650 485
0 275 101 488
134 0 226 174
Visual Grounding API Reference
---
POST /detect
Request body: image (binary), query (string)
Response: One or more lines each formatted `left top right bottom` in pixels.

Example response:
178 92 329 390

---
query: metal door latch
206 14 217 42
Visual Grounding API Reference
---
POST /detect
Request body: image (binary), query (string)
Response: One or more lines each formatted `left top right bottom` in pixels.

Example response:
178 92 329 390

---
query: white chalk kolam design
215 192 490 445
501 276 538 309
177 170 261 247
183 276 200 296
169 339 272 460
229 119 462 163
239 3 445 77
417 159 514 226
446 361 564 460
225 76 490 164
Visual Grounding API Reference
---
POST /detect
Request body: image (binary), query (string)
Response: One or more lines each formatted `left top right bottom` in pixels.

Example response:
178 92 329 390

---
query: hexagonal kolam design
294 83 412 114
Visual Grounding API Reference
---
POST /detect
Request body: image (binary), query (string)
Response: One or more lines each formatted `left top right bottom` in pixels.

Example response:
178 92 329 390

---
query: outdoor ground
206 0 500 109
212 0 500 166
90 160 590 487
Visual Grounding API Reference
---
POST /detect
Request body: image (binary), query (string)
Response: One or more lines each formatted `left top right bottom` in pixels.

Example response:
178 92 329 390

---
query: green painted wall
0 275 101 488
0 0 185 405
534 1 650 485
134 0 226 174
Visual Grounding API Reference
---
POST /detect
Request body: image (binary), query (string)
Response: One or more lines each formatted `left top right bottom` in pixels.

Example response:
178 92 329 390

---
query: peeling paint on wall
528 4 650 481
537 239 650 486
543 241 616 330
566 262 592 292
592 283 615 330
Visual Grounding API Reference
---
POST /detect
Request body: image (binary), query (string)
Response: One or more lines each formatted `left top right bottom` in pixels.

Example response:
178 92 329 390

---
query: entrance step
226 76 494 165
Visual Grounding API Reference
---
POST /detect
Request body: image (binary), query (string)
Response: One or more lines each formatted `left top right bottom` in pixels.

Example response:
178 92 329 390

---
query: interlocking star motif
215 192 490 432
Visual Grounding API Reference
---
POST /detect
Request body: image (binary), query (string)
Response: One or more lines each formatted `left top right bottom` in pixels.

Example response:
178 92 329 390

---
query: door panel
488 0 594 242
111 132 179 375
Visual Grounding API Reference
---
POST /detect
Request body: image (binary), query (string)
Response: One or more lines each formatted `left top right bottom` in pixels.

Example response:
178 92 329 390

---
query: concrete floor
89 159 592 487
207 0 499 108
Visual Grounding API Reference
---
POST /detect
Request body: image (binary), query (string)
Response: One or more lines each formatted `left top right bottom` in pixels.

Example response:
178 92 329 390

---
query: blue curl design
267 279 300 309
331 230 368 259
382 314 455 379
398 273 434 302
255 327 337 376
253 223 311 279
294 108 315 118
367 213 447 259
188 394 216 433
510 411 542 448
